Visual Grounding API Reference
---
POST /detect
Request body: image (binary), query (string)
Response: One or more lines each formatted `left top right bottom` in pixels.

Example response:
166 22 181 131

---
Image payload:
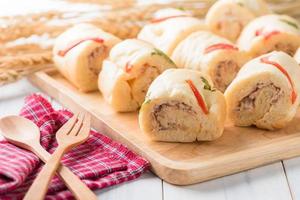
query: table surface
1 78 300 200
2 0 300 198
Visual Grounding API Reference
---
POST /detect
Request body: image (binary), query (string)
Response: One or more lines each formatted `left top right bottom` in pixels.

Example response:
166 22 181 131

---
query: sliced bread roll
137 8 205 56
237 14 300 57
53 23 121 92
139 68 226 142
172 31 249 92
225 51 300 130
205 0 270 42
99 39 176 112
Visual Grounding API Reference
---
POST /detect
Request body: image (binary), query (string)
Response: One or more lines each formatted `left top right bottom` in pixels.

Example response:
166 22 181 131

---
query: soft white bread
53 23 121 92
237 14 300 57
139 68 226 142
137 8 205 56
205 0 270 42
294 47 300 64
233 0 271 16
99 39 176 112
172 31 249 92
225 51 300 130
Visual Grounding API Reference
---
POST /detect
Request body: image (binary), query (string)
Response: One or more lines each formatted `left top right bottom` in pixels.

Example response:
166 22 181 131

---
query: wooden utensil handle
33 144 97 200
24 146 66 200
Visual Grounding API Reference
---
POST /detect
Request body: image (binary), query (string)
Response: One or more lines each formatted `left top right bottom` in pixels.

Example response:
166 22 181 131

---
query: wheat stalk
0 52 53 85
0 1 214 85
0 0 298 85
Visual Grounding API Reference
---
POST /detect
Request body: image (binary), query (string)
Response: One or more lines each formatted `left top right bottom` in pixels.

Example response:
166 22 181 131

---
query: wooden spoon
0 115 97 200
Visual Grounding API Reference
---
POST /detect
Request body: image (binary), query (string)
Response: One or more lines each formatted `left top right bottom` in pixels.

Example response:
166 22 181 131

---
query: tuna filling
265 43 296 56
214 60 240 92
237 82 282 112
127 65 160 106
88 46 107 76
152 101 197 131
234 82 284 126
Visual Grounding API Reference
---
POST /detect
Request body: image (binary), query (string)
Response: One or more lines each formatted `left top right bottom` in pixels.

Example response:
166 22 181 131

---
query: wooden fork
24 112 91 200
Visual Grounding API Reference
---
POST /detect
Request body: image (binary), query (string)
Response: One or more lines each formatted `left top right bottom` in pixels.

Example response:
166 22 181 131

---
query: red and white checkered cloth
0 94 149 200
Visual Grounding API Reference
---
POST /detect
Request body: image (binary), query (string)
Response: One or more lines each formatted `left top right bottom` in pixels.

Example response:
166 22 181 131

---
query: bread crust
139 69 226 142
137 8 205 56
225 51 300 130
172 31 249 92
237 15 300 57
98 39 176 112
53 24 121 92
206 0 255 41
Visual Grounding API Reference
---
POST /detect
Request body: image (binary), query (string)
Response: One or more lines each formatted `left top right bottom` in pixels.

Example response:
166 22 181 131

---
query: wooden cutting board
28 70 300 185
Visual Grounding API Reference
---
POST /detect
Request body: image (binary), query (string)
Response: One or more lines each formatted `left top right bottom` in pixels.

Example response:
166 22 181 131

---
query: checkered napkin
0 94 149 200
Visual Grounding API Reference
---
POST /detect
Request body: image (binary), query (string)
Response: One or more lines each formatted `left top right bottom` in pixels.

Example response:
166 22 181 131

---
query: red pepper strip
255 28 263 37
150 14 190 23
58 37 104 57
263 31 281 40
125 62 133 73
204 43 239 54
255 28 281 40
186 79 209 115
260 57 297 104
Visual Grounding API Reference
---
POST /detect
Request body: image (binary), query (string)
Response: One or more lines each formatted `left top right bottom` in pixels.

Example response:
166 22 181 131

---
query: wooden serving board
28 70 300 185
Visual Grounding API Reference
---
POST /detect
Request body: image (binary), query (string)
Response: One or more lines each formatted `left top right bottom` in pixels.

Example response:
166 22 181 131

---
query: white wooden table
1 78 300 200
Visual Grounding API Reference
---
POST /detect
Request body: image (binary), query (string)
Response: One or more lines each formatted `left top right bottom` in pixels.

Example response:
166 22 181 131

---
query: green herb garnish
143 92 152 105
280 19 299 29
177 7 185 11
142 99 151 106
145 99 151 104
151 48 176 65
201 77 216 92
237 2 244 7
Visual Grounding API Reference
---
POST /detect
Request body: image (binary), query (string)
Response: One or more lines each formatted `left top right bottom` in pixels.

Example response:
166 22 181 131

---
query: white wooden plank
164 162 292 200
0 78 39 101
0 97 27 117
0 79 39 116
95 172 162 200
0 79 39 140
283 157 300 199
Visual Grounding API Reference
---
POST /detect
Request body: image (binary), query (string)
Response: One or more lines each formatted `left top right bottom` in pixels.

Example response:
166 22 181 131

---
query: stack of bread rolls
52 0 300 143
138 8 250 92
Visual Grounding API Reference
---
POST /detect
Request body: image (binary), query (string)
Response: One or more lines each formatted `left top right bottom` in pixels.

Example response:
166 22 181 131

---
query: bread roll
172 31 249 92
137 8 205 56
99 39 176 112
139 68 226 142
206 0 270 42
53 24 121 92
225 51 300 130
237 15 300 57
